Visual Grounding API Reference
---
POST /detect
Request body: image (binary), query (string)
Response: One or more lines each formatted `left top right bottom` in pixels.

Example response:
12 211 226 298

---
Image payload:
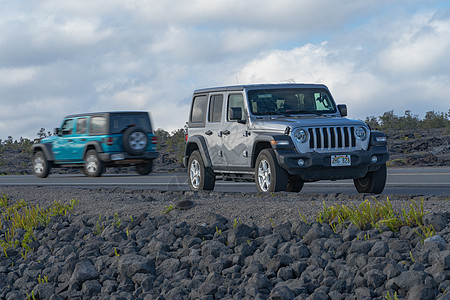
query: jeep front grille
308 127 356 150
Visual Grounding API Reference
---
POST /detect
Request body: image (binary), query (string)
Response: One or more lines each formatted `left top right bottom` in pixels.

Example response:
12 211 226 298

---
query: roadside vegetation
0 194 78 259
365 109 449 131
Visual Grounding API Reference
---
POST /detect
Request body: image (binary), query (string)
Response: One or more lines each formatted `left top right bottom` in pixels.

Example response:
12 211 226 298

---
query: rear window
90 116 107 135
110 114 152 134
190 95 207 123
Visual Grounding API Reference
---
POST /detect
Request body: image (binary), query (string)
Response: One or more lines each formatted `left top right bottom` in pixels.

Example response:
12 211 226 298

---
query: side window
190 95 207 123
61 119 74 135
208 94 223 122
76 118 87 135
90 116 107 135
227 94 245 121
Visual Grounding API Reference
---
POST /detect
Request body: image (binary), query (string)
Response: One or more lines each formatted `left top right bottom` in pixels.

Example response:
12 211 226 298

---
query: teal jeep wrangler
31 111 158 177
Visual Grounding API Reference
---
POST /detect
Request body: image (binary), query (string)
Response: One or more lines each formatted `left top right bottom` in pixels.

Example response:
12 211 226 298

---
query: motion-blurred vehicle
31 111 158 177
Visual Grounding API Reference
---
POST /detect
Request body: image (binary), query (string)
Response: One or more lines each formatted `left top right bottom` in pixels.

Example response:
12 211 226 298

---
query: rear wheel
255 149 288 193
187 150 215 191
32 151 51 178
287 176 304 192
84 150 104 177
353 164 387 194
136 161 153 175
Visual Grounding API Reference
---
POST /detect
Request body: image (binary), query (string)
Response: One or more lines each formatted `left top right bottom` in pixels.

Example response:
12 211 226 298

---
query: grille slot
307 126 356 150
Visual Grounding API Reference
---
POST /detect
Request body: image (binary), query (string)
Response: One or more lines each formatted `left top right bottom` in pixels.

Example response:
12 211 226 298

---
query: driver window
227 94 245 121
61 119 74 135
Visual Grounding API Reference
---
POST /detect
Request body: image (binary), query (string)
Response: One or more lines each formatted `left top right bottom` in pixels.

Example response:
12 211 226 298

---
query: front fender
31 144 55 161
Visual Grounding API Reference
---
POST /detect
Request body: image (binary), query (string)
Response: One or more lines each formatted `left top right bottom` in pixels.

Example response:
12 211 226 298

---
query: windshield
247 88 337 116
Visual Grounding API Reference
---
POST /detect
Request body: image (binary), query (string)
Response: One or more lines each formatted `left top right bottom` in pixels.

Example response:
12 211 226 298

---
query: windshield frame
247 88 337 116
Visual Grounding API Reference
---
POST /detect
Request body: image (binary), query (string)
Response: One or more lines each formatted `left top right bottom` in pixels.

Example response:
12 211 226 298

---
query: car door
205 93 225 166
221 93 252 166
70 117 88 161
52 118 76 161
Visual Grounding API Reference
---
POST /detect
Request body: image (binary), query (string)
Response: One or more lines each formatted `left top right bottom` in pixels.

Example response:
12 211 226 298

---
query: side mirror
338 104 347 117
54 128 61 136
230 107 243 121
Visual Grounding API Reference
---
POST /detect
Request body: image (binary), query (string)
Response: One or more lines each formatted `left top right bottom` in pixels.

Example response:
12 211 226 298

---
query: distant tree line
365 110 449 130
0 110 448 154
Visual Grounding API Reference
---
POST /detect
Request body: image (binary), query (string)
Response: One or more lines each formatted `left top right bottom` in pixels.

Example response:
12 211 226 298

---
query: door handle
67 139 73 142
205 130 213 136
222 130 230 136
80 139 86 141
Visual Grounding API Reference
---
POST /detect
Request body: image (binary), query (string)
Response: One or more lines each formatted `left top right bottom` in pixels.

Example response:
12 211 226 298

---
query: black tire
187 150 215 191
353 164 387 194
123 127 148 156
287 176 304 192
84 150 104 177
254 149 288 193
136 161 153 175
32 151 51 178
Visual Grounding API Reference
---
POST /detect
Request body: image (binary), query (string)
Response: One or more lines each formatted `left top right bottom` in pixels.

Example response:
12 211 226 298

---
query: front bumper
98 151 159 163
276 146 389 181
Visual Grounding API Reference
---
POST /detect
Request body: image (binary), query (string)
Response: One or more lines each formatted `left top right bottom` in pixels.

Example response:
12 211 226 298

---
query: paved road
0 167 449 196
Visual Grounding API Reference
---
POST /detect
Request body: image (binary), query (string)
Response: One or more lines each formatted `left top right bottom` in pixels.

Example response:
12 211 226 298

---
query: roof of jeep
64 111 149 118
193 83 329 94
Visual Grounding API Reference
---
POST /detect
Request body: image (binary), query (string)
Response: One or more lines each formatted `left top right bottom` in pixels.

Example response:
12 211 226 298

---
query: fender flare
31 144 55 161
82 141 104 158
184 135 213 168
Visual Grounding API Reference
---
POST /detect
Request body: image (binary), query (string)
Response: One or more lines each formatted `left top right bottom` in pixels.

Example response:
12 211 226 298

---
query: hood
250 116 367 132
41 136 59 143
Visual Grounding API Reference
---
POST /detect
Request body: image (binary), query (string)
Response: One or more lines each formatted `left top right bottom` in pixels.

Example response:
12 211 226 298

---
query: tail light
106 137 114 145
185 133 188 142
152 136 158 144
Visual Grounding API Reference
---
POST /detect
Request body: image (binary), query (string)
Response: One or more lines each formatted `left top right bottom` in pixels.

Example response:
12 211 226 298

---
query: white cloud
0 1 449 140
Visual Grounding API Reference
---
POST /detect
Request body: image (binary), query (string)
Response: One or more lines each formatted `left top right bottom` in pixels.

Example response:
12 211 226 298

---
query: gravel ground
1 186 449 228
1 187 450 299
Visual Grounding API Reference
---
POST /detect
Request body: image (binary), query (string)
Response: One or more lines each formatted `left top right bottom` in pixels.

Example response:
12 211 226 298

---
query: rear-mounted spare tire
123 126 148 156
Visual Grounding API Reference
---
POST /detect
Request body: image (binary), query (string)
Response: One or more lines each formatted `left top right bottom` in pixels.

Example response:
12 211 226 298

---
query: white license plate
111 154 125 161
331 155 351 167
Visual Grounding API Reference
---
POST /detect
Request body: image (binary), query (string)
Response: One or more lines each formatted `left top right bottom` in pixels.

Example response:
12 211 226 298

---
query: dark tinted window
90 116 107 135
208 94 223 122
110 114 151 134
76 118 87 134
191 95 207 123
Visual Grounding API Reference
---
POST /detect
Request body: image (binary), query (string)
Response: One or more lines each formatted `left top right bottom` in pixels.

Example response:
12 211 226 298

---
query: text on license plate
331 155 351 167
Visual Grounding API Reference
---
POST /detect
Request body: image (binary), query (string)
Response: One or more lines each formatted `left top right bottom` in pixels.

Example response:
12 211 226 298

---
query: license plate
331 155 351 167
111 154 125 161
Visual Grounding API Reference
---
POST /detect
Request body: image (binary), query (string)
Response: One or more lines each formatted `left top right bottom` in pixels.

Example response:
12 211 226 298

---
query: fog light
371 155 378 164
298 159 305 166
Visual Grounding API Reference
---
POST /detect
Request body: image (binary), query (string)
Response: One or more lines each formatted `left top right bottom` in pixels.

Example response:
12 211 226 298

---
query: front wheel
84 150 104 177
353 164 387 194
136 161 153 175
187 150 215 191
255 149 288 193
32 151 51 178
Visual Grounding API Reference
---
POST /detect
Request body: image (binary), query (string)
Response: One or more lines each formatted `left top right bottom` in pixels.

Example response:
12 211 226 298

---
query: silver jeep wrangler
184 84 389 193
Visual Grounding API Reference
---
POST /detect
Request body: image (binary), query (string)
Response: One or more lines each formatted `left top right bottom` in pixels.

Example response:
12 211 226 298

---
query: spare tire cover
122 127 148 156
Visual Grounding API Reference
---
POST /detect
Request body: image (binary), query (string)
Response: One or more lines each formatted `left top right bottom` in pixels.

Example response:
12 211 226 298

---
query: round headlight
355 127 367 140
294 129 308 143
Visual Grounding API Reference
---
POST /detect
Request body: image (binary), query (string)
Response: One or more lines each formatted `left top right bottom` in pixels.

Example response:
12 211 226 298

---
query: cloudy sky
1 0 449 140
